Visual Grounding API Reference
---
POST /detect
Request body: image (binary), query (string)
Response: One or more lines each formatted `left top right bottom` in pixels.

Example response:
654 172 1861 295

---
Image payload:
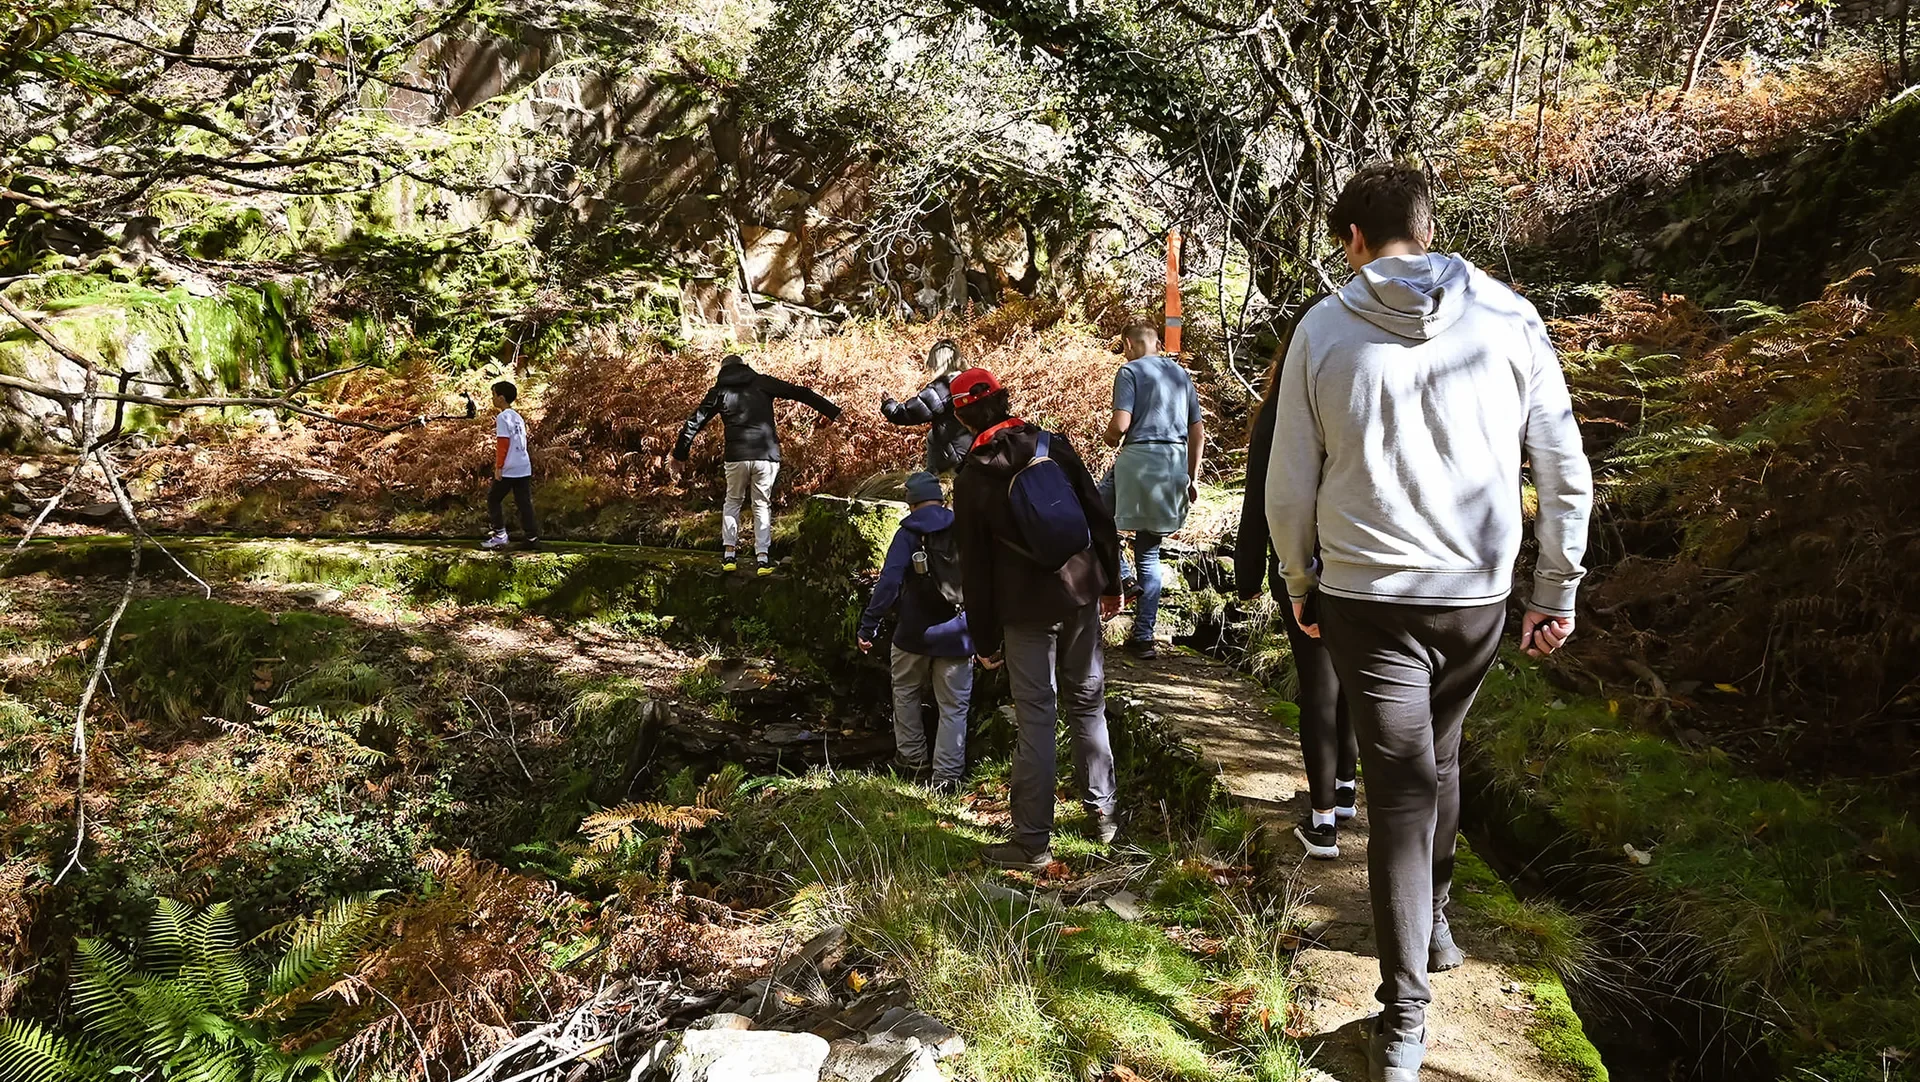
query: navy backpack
1003 432 1093 571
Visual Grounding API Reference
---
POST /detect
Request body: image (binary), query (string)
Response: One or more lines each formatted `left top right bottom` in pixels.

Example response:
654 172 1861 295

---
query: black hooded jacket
673 360 841 464
1236 295 1324 605
953 422 1120 654
881 374 974 473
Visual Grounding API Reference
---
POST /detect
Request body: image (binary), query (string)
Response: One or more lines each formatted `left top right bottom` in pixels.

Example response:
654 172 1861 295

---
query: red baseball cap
950 367 1004 408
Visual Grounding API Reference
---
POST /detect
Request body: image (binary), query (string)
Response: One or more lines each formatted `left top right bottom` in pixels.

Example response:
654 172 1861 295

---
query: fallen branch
52 534 140 886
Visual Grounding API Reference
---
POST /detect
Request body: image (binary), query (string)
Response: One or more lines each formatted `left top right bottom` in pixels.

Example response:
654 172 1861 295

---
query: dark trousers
1002 601 1116 854
487 476 539 538
1281 598 1358 810
1317 594 1505 1033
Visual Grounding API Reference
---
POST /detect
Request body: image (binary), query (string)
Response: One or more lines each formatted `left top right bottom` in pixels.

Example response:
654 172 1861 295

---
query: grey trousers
1003 601 1116 853
890 647 972 784
1317 594 1505 1033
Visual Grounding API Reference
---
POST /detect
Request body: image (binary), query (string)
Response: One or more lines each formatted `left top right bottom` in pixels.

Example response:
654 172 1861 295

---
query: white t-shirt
496 408 532 478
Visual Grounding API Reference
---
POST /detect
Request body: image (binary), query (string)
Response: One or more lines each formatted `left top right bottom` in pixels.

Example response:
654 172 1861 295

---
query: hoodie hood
1337 253 1476 341
902 504 954 533
716 361 758 386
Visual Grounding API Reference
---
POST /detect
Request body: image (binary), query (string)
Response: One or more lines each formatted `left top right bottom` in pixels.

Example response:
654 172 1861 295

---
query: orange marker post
1164 229 1183 355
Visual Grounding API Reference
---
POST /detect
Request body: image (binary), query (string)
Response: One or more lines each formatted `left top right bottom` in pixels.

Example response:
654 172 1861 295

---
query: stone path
1107 647 1604 1082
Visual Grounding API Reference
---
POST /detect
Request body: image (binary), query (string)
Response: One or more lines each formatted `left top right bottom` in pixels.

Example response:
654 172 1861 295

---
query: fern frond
70 939 143 1053
261 892 388 1005
186 903 253 1017
0 1017 108 1082
145 897 195 975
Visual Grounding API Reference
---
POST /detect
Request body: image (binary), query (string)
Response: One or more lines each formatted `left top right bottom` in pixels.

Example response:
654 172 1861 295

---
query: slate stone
666 1028 829 1082
820 1034 921 1082
868 1008 964 1060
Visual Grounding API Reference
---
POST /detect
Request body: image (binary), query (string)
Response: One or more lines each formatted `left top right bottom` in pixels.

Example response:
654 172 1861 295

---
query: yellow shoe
756 561 774 577
723 553 737 572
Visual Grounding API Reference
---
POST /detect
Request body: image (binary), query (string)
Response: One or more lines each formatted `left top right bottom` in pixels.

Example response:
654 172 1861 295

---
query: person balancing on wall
1266 162 1592 1082
482 380 540 551
672 353 841 575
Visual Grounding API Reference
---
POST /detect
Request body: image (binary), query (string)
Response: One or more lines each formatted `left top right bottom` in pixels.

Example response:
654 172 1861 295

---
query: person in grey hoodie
1265 163 1592 1082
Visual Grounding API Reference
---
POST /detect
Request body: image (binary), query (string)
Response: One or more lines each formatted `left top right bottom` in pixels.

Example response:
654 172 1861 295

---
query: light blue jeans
1130 531 1166 644
889 647 972 784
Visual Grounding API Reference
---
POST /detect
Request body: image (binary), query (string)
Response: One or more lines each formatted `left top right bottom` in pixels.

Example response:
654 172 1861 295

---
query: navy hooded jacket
858 505 973 657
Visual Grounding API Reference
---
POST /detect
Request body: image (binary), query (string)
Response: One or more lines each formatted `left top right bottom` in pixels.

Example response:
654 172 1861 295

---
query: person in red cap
948 366 1124 870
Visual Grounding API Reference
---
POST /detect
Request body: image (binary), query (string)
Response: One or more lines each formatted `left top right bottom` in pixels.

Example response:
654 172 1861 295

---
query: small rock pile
630 925 965 1082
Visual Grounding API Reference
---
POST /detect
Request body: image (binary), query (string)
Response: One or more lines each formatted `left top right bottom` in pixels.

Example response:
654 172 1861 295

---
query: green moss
1469 656 1920 1074
1520 966 1610 1082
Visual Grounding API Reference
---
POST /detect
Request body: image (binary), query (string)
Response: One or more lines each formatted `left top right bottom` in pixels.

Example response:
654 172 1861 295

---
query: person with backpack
672 354 841 575
857 471 973 793
948 367 1123 871
880 339 974 474
1267 164 1592 1082
1104 324 1204 659
1236 295 1360 862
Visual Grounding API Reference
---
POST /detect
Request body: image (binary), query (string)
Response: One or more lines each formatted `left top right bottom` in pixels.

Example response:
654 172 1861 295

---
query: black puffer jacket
673 360 841 463
953 422 1120 654
881 375 973 473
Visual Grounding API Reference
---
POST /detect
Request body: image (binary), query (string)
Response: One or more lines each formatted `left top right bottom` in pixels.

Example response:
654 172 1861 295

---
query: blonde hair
925 339 964 378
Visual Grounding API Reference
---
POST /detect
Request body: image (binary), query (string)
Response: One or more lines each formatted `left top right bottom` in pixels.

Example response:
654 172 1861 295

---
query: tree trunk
1900 0 1912 89
1532 20 1558 172
1679 0 1728 98
1508 0 1536 118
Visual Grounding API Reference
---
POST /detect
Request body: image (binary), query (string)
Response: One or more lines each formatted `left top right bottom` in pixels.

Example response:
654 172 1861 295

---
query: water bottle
912 549 929 575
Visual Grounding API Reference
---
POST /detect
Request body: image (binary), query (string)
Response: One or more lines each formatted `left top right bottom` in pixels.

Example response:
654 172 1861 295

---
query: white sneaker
480 532 510 550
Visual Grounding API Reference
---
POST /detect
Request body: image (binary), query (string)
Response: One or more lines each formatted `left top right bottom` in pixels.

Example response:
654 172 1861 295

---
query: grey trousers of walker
889 646 972 784
1002 601 1117 854
1316 593 1505 1034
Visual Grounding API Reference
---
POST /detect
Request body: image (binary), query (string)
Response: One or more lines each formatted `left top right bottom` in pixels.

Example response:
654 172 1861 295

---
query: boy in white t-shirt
482 380 540 550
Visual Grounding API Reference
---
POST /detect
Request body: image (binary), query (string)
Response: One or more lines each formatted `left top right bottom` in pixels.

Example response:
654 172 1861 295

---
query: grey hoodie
1264 253 1592 616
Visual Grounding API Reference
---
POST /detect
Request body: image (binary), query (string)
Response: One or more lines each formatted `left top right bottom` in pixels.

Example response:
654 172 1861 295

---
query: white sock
1336 779 1357 792
1312 809 1336 828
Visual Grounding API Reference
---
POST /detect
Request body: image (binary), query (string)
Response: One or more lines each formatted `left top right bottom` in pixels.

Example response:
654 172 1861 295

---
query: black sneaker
1335 783 1358 820
982 842 1052 872
1295 818 1339 860
1125 638 1158 660
929 777 964 798
1429 922 1464 973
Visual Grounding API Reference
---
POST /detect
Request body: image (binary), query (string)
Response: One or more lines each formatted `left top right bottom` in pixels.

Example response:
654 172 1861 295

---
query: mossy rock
9 493 904 671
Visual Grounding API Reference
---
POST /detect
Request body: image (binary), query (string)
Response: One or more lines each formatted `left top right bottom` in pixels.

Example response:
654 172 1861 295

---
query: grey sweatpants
1003 601 1116 854
1317 594 1505 1033
889 647 972 784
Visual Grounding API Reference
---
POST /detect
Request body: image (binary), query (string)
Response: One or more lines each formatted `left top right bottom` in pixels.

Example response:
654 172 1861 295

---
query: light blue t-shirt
1112 354 1200 445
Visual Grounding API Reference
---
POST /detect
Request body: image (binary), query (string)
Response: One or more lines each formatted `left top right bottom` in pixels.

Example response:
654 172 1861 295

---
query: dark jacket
1237 296 1323 607
881 375 973 473
857 505 973 657
673 361 840 463
954 423 1120 655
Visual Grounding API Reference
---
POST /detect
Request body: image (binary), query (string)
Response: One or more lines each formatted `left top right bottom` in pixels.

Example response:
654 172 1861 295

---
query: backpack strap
1033 432 1051 461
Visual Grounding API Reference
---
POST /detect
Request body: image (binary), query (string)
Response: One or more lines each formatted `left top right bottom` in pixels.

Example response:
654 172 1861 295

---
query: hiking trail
1108 646 1607 1082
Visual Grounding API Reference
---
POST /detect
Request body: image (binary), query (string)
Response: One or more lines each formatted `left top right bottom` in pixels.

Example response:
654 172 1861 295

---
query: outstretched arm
858 528 915 648
764 376 842 421
673 389 722 461
882 383 942 426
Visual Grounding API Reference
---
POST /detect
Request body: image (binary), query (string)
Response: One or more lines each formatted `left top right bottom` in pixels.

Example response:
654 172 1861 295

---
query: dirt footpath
1108 647 1608 1082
